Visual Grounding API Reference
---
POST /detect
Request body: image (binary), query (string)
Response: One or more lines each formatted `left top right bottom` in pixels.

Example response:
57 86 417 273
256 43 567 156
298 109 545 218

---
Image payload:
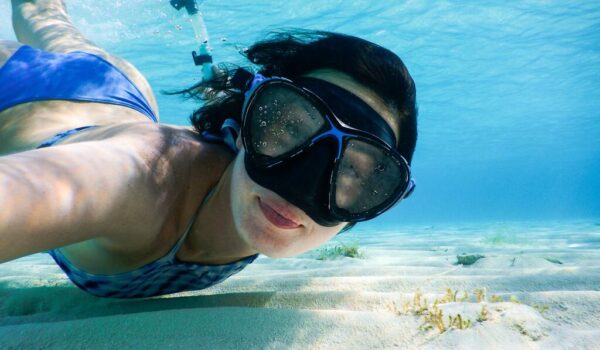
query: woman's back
0 43 158 154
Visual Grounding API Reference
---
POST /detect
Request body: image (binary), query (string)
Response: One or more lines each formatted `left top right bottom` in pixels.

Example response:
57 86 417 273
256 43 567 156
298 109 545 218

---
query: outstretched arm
0 139 161 263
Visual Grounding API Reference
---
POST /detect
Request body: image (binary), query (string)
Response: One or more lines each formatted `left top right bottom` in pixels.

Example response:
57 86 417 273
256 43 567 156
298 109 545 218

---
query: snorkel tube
170 0 214 81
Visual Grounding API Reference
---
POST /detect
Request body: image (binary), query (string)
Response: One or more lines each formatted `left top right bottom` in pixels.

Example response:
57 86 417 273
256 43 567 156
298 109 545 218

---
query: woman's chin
244 231 297 258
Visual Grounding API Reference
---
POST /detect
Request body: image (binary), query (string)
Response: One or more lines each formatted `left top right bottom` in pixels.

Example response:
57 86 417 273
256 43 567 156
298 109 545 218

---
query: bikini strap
200 117 240 153
37 125 99 148
168 186 217 260
221 118 240 153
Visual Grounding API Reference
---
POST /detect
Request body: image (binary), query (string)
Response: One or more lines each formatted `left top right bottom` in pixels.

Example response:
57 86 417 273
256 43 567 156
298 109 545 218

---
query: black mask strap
230 68 255 92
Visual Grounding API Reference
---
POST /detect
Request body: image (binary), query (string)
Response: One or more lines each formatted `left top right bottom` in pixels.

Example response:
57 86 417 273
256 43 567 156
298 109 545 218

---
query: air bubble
260 121 267 127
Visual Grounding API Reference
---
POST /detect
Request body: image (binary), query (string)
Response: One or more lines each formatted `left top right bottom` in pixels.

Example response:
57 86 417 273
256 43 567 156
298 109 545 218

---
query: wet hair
173 29 417 160
171 29 418 233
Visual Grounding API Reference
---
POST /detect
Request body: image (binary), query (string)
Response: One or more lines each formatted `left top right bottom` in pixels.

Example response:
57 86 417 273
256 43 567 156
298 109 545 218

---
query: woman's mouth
258 197 302 229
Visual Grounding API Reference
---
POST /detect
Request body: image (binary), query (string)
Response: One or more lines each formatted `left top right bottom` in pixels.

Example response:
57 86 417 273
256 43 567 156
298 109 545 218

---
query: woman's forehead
301 69 400 143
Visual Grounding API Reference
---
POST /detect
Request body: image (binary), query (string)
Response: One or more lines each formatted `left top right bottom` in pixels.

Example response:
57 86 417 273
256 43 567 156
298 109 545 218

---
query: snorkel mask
231 69 415 228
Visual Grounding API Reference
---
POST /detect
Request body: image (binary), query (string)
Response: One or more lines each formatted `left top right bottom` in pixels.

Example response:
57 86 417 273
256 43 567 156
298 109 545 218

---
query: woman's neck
177 156 258 265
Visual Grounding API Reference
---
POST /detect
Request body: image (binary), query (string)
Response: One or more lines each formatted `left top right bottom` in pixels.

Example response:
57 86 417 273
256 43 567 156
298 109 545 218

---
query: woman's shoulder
144 123 236 168
56 121 236 189
121 122 236 175
62 122 232 157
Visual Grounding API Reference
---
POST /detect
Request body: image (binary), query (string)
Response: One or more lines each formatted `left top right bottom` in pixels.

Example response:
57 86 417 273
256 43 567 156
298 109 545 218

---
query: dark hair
174 29 417 160
172 29 418 233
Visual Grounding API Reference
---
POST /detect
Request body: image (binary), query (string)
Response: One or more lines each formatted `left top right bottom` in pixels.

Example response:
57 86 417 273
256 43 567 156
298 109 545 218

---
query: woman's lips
258 197 302 229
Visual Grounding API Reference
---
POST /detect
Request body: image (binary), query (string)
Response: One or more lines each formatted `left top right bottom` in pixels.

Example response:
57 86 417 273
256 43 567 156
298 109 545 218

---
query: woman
0 0 417 298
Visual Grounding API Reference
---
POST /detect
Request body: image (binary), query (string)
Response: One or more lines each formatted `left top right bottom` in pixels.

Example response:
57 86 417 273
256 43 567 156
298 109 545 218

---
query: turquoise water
1 0 598 226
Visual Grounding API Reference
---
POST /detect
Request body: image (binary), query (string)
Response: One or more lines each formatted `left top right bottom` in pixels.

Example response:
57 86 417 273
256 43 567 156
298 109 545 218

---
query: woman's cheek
230 154 255 232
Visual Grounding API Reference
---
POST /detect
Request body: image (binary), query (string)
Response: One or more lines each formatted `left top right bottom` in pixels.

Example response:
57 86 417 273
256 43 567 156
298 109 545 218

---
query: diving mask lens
334 138 409 216
247 83 326 161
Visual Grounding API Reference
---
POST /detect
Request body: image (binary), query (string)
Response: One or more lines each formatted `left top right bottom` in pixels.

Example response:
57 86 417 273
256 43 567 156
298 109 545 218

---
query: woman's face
229 69 400 258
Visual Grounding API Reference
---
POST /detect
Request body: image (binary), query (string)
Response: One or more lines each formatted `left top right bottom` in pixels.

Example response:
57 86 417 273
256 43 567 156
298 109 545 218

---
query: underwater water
0 0 598 227
2 4 600 347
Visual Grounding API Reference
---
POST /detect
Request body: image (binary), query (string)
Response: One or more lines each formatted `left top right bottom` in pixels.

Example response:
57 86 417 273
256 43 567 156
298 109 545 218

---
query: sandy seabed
1 220 599 349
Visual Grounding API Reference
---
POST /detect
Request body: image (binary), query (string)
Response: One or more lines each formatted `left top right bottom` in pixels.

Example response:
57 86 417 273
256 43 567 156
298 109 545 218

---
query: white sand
1 220 600 349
